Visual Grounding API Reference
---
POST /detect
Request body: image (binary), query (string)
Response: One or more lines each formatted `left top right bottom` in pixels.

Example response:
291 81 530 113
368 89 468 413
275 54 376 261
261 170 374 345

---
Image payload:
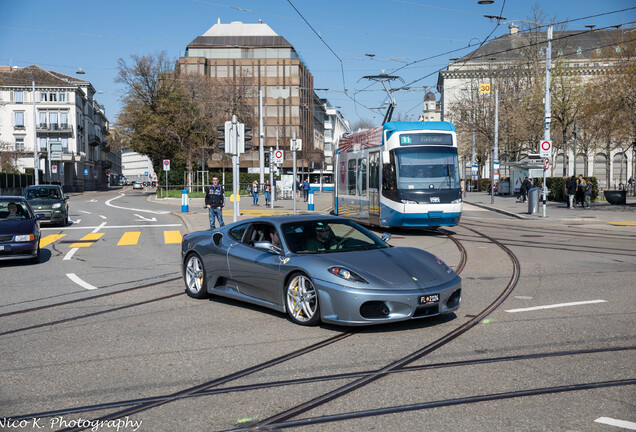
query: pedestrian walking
576 174 585 207
252 180 259 205
302 178 310 202
205 175 225 229
518 177 531 203
583 180 592 208
566 175 577 209
264 179 271 205
296 177 301 201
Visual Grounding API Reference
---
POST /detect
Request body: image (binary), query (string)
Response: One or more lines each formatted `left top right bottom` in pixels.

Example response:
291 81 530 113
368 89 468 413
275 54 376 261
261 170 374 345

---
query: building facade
437 27 634 188
322 99 351 170
0 65 119 191
178 19 324 172
418 91 441 122
121 150 157 183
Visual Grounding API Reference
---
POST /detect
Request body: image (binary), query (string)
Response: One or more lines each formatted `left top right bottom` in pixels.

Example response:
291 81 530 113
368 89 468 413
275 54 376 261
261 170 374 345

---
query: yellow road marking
118 231 141 246
608 222 636 226
70 233 104 248
40 234 66 247
164 230 182 244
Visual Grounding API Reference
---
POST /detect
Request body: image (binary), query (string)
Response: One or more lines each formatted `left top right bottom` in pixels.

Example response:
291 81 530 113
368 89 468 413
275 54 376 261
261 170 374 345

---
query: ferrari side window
228 223 249 241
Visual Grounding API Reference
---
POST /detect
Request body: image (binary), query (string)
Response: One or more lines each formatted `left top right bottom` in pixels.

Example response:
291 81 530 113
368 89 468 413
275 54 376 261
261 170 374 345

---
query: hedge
472 176 598 201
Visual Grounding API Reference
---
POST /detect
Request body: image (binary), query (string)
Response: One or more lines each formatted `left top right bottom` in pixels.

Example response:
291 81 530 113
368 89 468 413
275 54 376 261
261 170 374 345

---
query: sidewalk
150 191 335 233
464 192 636 225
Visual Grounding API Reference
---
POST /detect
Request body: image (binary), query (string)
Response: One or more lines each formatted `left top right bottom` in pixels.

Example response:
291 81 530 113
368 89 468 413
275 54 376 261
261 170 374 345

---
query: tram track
10 345 632 422
42 224 512 432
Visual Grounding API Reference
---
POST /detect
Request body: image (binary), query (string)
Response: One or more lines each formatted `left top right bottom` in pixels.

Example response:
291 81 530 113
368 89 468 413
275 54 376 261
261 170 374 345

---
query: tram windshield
394 147 459 190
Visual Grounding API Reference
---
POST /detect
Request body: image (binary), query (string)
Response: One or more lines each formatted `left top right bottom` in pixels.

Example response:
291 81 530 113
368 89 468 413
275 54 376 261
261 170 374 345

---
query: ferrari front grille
360 301 390 319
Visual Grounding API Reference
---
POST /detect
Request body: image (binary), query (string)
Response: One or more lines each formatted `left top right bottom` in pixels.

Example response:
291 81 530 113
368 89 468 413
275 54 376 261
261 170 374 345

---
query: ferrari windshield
282 219 387 254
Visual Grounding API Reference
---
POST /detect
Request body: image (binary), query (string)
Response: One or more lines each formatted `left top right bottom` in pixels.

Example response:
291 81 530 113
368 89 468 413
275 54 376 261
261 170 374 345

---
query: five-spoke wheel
286 273 320 326
184 253 208 299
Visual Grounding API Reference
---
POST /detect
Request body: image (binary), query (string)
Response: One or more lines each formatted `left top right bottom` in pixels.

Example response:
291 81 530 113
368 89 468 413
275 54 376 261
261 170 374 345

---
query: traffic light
217 121 231 151
264 152 270 168
238 124 253 153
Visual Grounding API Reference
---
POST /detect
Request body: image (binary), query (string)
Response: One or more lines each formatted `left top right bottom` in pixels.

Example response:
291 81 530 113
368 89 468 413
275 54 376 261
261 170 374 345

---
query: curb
464 201 527 219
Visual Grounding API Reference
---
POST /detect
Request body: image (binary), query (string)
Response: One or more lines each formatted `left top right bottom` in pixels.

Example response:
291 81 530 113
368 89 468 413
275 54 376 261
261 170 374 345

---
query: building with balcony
178 19 323 172
0 65 119 191
321 99 351 170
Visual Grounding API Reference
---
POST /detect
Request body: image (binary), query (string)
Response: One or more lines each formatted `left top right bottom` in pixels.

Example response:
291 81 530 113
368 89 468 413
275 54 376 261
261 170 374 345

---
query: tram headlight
451 198 462 204
401 200 418 204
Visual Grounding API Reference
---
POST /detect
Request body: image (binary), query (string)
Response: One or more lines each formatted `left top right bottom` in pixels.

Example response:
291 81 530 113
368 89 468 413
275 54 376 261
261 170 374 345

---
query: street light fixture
75 68 85 75
478 0 494 4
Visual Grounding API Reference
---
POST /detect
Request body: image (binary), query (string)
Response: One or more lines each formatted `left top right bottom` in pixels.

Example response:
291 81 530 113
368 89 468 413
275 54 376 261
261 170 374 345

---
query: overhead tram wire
285 0 347 95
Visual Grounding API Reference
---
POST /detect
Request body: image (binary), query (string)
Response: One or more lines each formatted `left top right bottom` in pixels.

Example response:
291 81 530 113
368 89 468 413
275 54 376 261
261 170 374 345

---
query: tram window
369 153 379 190
358 158 367 195
348 159 357 195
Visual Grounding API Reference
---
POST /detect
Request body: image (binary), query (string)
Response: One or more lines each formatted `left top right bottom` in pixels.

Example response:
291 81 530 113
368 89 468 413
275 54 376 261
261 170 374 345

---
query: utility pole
232 115 239 223
573 121 578 176
493 86 499 196
543 25 553 218
32 81 39 185
259 89 264 186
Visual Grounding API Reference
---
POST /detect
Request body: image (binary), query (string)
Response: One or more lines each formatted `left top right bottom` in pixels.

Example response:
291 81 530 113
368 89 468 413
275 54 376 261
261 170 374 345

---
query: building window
40 92 48 102
15 91 23 103
40 112 47 127
49 112 58 127
266 66 277 77
59 92 66 102
217 65 228 78
61 112 68 127
61 138 68 151
40 137 47 150
15 137 25 151
14 112 25 127
49 92 57 102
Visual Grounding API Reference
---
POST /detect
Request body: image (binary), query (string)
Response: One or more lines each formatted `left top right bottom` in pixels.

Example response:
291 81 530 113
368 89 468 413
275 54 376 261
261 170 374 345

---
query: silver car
181 215 461 326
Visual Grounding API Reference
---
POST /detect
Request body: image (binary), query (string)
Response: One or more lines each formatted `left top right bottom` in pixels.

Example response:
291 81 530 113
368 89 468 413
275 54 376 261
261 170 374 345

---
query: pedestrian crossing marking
118 231 141 246
70 233 104 248
164 230 182 244
40 234 66 247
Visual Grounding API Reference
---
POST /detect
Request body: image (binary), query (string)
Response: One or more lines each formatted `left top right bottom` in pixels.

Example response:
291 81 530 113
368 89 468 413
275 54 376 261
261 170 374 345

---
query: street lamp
75 68 85 75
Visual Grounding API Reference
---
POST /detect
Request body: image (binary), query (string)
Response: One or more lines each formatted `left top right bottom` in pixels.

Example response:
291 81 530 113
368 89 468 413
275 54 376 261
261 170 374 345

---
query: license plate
430 197 440 203
419 294 439 304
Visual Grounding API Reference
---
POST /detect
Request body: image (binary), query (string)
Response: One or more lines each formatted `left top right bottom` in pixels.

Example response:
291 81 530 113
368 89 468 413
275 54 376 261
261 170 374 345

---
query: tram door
369 151 380 225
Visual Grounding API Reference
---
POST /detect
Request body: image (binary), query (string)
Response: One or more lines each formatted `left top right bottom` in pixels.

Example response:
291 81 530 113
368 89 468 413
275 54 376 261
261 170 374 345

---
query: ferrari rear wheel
286 273 320 326
184 253 208 299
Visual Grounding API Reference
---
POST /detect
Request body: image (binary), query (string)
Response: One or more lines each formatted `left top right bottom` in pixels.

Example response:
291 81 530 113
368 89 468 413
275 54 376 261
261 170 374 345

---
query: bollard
308 189 314 211
181 189 189 213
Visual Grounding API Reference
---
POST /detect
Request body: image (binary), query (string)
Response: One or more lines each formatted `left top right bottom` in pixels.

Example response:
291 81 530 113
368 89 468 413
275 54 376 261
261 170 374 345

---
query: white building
321 99 351 170
417 91 441 122
121 150 157 183
0 65 119 191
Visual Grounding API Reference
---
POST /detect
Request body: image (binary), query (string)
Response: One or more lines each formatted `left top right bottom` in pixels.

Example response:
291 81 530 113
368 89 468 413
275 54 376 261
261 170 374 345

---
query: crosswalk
39 231 183 248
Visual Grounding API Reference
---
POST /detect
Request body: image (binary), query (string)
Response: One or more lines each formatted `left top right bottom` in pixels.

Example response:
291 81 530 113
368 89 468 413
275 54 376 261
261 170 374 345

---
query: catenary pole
259 89 264 185
32 81 39 185
543 26 553 218
292 132 297 215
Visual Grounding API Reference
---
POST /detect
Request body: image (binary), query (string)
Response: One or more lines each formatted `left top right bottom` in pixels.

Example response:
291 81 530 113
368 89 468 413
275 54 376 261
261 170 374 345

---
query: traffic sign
163 159 170 171
540 140 552 159
480 83 491 94
144 171 148 177
51 165 57 174
291 139 302 151
273 149 284 164
544 157 550 171
471 164 478 175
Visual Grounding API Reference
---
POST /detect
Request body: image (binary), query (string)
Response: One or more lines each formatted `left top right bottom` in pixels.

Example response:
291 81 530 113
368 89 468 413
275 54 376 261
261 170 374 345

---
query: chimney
259 19 262 24
509 24 519 35
217 17 221 24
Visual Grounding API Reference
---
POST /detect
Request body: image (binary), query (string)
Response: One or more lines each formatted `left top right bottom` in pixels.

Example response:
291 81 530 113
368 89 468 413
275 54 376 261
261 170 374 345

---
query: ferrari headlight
328 266 368 283
15 234 35 242
451 198 462 204
435 257 453 274
52 203 62 209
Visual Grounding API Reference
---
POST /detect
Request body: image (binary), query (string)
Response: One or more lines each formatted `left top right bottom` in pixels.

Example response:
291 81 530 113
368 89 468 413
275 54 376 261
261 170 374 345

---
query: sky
1 0 634 127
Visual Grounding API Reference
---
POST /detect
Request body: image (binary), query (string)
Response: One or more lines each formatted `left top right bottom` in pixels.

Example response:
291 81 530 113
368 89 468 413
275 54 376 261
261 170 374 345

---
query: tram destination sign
400 133 453 146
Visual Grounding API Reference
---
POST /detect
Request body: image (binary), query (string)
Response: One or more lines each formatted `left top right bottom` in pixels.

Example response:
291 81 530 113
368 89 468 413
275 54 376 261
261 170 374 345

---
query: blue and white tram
334 121 462 228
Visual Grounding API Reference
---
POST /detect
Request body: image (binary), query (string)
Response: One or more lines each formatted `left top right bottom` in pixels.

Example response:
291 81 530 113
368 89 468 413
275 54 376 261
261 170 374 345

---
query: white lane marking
73 219 81 224
134 214 157 222
595 417 636 430
87 199 97 203
41 223 181 231
66 273 98 290
505 299 607 313
63 248 78 261
98 215 107 219
79 210 92 214
105 193 169 215
63 222 106 261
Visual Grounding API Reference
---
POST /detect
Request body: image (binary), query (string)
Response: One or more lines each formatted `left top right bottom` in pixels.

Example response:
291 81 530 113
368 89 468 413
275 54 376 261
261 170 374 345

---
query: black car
0 197 42 263
23 185 69 226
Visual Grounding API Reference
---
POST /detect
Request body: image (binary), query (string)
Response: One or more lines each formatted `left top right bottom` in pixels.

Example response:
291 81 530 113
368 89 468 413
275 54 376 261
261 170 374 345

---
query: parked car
132 182 143 190
0 197 42 263
23 185 69 227
181 215 461 326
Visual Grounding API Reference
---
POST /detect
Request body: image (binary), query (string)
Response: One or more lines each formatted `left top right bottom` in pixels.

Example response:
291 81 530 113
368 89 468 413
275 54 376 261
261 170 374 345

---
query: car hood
27 199 59 208
302 247 457 290
0 220 36 236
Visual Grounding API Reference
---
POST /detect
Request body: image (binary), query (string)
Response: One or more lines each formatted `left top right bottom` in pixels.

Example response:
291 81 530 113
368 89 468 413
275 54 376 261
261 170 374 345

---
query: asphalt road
0 190 634 432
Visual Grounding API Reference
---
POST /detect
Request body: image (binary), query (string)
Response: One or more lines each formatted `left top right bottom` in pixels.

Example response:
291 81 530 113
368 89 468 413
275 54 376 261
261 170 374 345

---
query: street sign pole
292 132 297 215
232 115 239 223
269 148 274 209
543 25 553 218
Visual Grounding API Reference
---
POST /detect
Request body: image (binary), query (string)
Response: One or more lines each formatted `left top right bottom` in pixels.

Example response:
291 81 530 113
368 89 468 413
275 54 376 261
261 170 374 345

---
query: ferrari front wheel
184 253 208 299
285 273 320 326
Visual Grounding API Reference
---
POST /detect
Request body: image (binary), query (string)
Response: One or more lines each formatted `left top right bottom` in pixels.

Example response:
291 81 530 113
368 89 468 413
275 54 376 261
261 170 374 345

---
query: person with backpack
302 178 310 202
205 175 225 229
252 180 260 206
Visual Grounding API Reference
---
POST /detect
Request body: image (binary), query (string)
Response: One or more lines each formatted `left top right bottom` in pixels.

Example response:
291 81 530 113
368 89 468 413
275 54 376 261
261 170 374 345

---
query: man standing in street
205 175 225 229
566 175 577 209
302 178 310 202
